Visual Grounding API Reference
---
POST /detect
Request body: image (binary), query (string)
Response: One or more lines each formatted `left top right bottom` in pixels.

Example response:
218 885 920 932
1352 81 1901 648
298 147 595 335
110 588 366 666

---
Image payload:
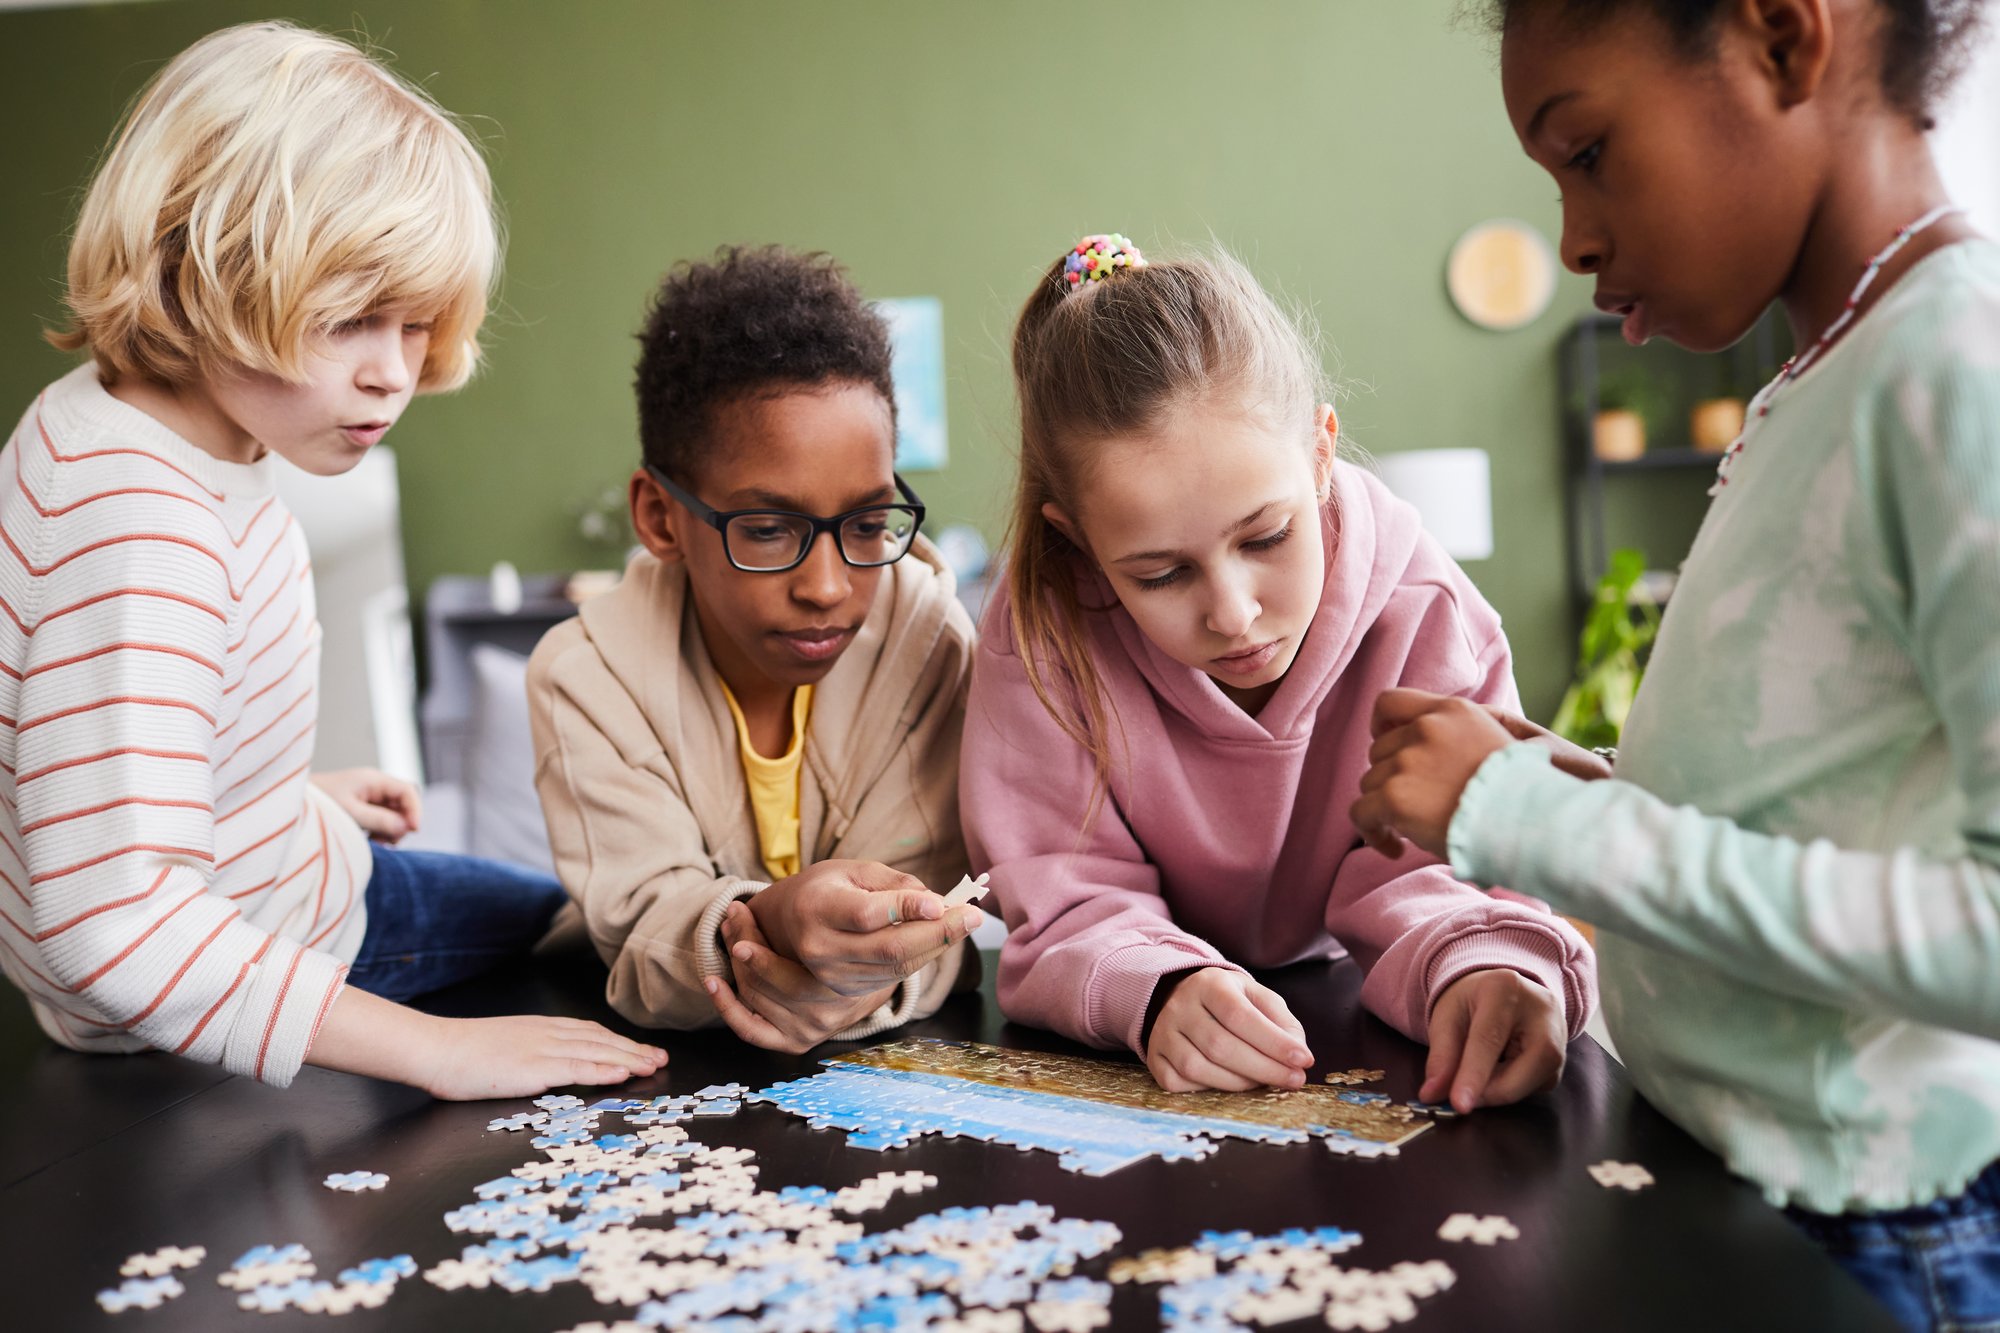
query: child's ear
1040 501 1092 560
1741 0 1832 108
1312 403 1339 498
630 469 685 565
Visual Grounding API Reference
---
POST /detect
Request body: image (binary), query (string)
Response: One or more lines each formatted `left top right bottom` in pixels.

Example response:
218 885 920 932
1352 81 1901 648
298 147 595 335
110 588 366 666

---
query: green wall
0 0 1602 717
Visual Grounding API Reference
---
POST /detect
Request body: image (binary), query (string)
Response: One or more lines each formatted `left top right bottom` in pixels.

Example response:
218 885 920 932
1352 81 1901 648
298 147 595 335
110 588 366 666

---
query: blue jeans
1786 1161 2000 1332
345 845 568 1003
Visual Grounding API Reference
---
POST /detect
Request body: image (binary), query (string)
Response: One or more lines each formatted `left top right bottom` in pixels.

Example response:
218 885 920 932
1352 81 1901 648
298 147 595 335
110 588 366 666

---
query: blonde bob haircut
49 21 499 391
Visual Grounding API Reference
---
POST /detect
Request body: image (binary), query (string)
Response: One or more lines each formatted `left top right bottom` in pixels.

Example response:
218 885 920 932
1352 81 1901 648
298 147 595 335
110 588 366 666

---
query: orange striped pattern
0 367 369 1087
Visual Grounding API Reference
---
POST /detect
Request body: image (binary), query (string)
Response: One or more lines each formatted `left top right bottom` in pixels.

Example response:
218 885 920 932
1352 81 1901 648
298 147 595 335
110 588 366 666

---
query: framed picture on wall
877 296 947 471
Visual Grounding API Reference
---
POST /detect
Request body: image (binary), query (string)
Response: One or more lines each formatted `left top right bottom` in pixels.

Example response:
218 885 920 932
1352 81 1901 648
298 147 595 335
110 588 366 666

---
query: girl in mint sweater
1354 2 2000 1326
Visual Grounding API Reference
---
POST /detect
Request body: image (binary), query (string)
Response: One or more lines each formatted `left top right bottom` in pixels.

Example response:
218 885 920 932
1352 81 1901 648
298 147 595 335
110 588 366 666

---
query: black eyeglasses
645 464 927 573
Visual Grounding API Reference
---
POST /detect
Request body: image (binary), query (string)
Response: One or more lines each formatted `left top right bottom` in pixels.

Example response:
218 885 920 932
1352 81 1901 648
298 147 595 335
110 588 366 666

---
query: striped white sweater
0 364 369 1086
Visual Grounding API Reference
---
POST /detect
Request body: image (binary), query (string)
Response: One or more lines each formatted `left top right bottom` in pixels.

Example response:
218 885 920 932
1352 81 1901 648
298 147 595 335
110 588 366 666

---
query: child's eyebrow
1526 91 1580 143
1113 502 1281 565
722 485 897 511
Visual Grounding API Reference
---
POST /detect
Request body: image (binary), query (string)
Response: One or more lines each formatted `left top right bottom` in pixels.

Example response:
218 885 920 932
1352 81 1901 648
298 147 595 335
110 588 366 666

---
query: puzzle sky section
749 1038 1431 1175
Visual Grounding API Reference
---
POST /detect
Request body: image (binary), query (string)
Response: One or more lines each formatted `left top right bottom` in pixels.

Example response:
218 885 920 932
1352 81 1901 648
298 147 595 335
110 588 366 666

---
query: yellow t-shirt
718 682 814 882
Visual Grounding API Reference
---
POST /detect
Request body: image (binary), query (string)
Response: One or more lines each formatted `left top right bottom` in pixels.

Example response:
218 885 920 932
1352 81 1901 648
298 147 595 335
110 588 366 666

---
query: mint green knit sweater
1451 240 2000 1214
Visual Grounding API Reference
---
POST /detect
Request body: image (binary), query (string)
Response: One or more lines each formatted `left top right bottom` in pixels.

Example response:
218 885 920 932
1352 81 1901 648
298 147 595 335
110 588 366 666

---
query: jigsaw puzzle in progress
749 1038 1434 1175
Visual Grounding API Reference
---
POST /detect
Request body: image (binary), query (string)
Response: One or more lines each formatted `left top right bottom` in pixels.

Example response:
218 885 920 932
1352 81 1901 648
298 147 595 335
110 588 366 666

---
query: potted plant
566 482 636 603
1696 356 1744 454
1552 547 1660 749
1590 370 1668 462
1688 396 1745 453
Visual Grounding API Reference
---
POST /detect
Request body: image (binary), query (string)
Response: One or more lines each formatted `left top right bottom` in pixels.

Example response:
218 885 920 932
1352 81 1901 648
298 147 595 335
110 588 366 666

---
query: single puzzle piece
96 1275 184 1313
1108 1247 1216 1285
119 1245 205 1277
1324 1290 1419 1331
1024 1299 1110 1333
1403 1101 1459 1118
216 1244 315 1290
942 872 992 908
488 1112 544 1132
421 1258 496 1291
322 1169 389 1192
1436 1212 1519 1245
1233 1284 1325 1325
1322 1068 1387 1086
590 1097 649 1113
236 1276 320 1313
937 1311 1025 1333
296 1279 396 1314
337 1254 417 1286
1323 1132 1399 1161
695 1083 749 1099
1589 1159 1656 1191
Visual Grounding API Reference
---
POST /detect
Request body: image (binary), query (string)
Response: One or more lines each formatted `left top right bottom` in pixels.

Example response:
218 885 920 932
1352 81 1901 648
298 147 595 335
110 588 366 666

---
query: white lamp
1372 449 1494 562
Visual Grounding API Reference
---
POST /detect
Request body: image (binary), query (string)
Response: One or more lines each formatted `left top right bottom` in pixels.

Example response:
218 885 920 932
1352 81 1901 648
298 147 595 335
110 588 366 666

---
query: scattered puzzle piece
1589 1160 1656 1191
1024 1299 1109 1332
236 1276 320 1313
694 1083 749 1099
217 1244 315 1291
488 1112 544 1132
1322 1068 1386 1086
322 1169 389 1192
119 1245 205 1277
337 1254 416 1286
1324 1131 1400 1160
1109 1247 1216 1285
96 1275 184 1313
1437 1213 1519 1245
296 1279 396 1314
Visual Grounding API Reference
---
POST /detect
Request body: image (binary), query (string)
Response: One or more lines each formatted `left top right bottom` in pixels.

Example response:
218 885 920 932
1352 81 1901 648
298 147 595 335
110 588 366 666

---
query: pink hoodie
963 461 1597 1057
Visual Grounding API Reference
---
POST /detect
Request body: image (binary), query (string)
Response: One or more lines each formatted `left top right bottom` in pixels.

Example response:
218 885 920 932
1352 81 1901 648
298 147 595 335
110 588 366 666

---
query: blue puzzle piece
337 1254 416 1286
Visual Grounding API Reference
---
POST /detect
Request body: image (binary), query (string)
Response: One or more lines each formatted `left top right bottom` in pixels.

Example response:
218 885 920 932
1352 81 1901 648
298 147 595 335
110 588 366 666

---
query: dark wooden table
0 948 1894 1331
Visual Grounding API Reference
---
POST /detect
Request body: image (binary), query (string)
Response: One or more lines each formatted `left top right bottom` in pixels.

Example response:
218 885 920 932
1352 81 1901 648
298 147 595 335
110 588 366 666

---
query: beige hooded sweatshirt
528 540 976 1033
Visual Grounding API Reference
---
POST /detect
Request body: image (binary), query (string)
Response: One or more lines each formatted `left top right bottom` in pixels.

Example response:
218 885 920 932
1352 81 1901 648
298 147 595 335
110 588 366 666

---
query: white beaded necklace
1709 203 1964 496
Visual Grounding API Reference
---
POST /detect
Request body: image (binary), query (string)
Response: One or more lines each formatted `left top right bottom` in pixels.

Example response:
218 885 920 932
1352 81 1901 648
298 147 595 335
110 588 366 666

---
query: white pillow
464 644 557 874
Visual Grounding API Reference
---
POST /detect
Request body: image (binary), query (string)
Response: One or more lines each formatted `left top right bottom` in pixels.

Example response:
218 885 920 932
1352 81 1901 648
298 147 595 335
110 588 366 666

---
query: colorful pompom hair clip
1062 233 1146 291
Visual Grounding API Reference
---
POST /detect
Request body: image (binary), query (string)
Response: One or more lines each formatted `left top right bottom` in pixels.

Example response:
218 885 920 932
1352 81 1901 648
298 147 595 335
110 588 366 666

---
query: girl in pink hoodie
964 236 1597 1110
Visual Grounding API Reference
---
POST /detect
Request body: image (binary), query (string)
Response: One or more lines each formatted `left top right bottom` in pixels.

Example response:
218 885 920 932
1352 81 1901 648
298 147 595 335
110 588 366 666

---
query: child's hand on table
1422 968 1566 1112
311 768 423 843
309 987 667 1099
744 860 982 996
705 901 898 1053
1350 689 1610 860
415 1014 667 1100
1144 968 1314 1093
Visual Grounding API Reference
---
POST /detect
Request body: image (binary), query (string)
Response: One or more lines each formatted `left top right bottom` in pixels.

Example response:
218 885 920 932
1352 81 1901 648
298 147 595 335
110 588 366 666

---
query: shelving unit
1560 309 1788 613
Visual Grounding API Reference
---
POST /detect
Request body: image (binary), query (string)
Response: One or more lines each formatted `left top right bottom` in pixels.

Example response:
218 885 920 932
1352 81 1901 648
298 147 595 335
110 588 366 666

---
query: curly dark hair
1478 0 1988 128
634 245 897 482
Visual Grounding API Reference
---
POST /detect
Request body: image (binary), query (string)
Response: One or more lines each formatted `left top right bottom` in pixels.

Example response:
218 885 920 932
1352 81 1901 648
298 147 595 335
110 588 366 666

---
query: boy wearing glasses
528 246 983 1052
